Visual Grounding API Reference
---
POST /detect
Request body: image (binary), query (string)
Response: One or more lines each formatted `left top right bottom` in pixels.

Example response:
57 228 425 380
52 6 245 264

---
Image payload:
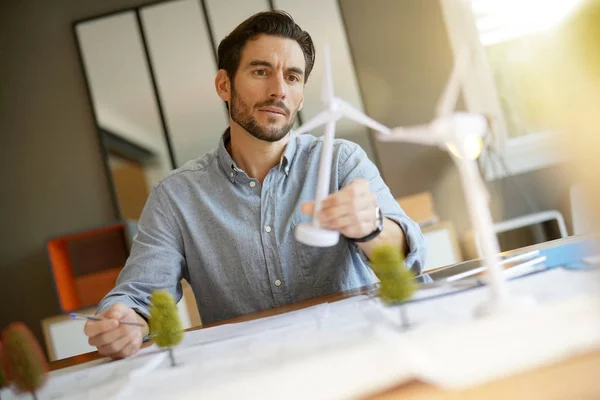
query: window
440 0 584 180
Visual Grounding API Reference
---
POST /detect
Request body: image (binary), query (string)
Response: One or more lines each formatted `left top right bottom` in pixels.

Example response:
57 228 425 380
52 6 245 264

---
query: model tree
369 244 417 328
2 322 48 400
0 340 10 400
149 290 184 367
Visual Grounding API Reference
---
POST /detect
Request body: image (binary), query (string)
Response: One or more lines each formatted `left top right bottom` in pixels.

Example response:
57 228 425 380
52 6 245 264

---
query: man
84 11 426 359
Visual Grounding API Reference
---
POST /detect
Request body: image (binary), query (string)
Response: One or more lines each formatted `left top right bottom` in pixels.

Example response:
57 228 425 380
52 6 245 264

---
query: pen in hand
69 313 146 327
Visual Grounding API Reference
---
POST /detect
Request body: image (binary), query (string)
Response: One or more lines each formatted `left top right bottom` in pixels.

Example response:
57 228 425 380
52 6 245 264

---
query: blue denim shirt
98 130 426 324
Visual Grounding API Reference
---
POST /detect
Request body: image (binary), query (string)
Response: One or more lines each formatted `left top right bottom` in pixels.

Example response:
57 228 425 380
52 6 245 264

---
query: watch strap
349 207 383 243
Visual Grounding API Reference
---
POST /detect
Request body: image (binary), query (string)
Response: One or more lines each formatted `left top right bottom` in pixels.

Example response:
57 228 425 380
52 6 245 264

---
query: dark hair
217 11 316 83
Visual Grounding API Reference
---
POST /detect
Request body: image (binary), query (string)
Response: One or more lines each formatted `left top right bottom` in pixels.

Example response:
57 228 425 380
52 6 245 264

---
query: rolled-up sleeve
97 183 186 318
337 141 427 276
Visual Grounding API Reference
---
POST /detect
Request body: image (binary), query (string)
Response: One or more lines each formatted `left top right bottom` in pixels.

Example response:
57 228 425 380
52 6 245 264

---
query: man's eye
287 75 300 82
254 69 267 76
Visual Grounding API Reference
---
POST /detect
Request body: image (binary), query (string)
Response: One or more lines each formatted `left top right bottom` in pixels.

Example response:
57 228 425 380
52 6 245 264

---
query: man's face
228 34 305 142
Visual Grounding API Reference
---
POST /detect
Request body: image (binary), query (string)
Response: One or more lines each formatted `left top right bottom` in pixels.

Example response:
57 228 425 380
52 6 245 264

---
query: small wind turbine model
294 44 536 317
293 44 393 247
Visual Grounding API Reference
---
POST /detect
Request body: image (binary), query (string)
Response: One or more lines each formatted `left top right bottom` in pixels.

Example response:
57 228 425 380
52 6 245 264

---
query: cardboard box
396 191 439 227
421 220 463 272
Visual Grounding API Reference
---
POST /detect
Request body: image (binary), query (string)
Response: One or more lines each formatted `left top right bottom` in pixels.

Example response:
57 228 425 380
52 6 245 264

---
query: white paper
5 267 598 400
404 294 600 389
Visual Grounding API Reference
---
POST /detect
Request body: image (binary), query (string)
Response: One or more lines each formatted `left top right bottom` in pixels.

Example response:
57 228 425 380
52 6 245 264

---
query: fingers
88 324 136 348
97 331 130 357
301 201 314 216
302 183 374 218
321 179 370 209
83 303 130 338
299 179 377 238
104 302 131 320
97 328 142 359
83 318 119 338
320 193 376 222
301 180 371 216
320 207 375 232
84 303 146 359
111 338 144 360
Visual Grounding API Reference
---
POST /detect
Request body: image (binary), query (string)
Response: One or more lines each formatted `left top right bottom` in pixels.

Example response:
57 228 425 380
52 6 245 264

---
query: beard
230 87 298 143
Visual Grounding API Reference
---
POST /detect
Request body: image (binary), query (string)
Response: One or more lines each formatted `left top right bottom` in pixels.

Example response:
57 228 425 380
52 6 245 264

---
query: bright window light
471 0 585 45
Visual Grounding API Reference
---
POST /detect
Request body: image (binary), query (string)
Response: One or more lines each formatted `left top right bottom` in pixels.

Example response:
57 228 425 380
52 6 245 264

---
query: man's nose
269 73 286 99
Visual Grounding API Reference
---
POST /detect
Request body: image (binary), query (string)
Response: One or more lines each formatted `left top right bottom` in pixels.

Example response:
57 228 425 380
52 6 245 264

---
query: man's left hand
301 179 378 239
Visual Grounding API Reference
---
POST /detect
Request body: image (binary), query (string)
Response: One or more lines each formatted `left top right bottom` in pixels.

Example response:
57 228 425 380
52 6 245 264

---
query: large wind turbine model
294 45 535 317
379 49 536 316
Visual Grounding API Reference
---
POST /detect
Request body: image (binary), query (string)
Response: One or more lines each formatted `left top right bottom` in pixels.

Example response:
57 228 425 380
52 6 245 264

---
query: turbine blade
435 48 470 118
338 99 391 135
321 44 335 106
377 125 441 146
292 110 333 136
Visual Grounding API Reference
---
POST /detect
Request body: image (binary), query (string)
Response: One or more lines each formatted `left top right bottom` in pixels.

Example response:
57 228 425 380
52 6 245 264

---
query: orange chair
46 223 129 312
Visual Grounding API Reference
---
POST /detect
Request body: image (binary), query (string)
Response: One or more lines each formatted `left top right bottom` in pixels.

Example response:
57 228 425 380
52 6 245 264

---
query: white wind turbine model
294 44 536 316
293 44 393 248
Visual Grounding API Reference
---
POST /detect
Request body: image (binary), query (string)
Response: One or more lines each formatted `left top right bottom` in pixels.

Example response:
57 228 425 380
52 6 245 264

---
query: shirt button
274 279 282 287
265 226 272 233
229 172 234 178
249 181 256 188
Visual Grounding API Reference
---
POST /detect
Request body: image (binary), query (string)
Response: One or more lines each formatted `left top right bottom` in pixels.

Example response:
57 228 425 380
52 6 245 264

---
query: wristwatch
350 206 384 243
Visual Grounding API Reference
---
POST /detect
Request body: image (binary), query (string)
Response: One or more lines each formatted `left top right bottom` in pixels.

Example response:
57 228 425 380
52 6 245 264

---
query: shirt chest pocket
289 221 350 290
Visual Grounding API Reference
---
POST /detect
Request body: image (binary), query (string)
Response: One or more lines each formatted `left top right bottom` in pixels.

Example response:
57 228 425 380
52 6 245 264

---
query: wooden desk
48 285 600 399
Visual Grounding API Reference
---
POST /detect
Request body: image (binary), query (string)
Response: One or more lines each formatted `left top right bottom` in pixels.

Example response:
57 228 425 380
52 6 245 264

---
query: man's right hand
84 303 149 360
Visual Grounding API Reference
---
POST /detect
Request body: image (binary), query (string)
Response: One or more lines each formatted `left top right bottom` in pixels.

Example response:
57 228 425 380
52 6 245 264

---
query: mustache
255 100 291 116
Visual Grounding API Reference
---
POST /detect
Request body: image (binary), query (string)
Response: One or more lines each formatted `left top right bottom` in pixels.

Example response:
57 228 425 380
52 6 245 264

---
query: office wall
0 0 574 347
0 0 374 350
339 0 573 244
0 0 158 346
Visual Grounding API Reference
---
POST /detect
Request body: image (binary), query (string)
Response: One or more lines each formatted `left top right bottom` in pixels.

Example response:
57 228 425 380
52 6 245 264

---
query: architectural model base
295 222 340 247
475 294 537 318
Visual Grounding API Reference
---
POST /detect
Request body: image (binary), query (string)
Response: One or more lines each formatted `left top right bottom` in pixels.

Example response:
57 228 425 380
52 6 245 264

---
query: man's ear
215 69 231 102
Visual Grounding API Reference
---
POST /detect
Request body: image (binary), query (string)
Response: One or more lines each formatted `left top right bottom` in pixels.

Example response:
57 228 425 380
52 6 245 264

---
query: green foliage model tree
369 244 417 328
0 340 10 400
149 290 184 367
2 322 48 400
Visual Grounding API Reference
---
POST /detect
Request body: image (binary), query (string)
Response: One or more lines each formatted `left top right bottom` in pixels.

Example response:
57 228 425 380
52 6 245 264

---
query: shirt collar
279 131 297 176
217 128 298 183
217 128 239 183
